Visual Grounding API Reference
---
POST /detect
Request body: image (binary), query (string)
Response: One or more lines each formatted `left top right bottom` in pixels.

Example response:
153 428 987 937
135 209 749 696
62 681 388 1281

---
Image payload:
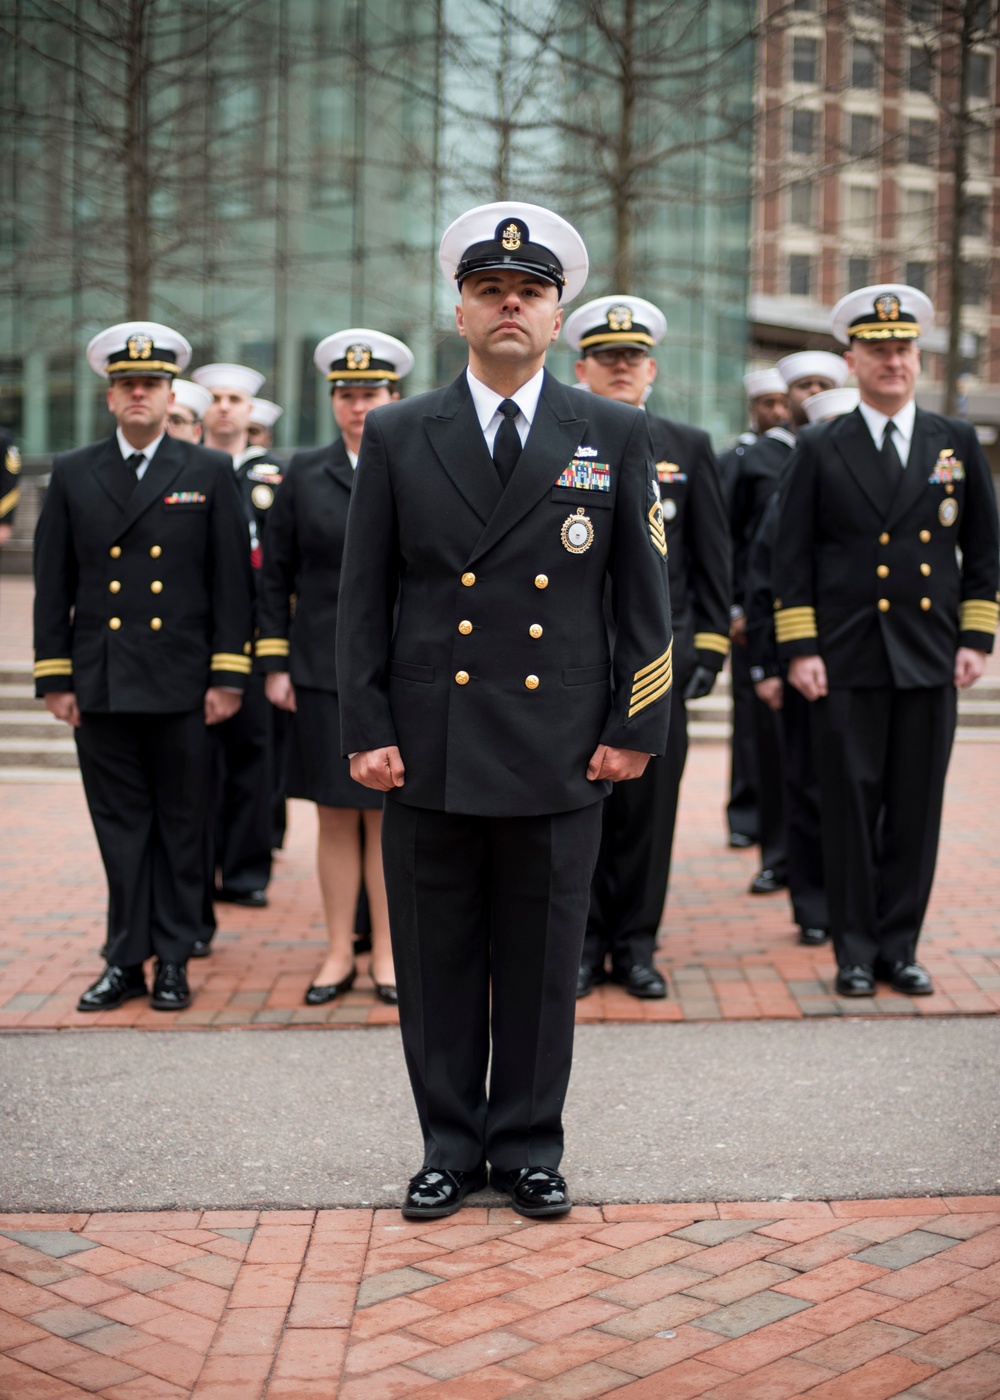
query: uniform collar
858 396 916 448
465 365 545 431
116 426 165 463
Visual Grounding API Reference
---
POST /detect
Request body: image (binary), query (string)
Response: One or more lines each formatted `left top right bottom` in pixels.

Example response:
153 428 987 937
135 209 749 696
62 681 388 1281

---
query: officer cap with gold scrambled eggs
86 322 192 381
562 295 666 355
831 284 934 347
439 202 589 304
313 330 414 387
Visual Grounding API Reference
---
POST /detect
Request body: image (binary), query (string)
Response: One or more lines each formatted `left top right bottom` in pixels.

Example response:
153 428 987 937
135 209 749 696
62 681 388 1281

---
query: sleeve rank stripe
33 659 74 677
631 659 673 707
628 674 672 717
211 653 253 673
0 488 19 518
694 632 730 656
255 639 291 655
630 656 672 701
960 601 999 630
772 604 815 622
775 610 818 642
633 641 673 684
775 625 819 644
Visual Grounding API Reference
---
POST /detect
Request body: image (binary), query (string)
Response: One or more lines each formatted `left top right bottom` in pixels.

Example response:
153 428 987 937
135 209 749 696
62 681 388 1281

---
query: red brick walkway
3 1199 1000 1398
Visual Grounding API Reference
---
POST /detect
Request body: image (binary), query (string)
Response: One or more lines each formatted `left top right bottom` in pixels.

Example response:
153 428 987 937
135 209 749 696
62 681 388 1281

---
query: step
0 737 79 767
0 684 40 711
0 766 82 782
0 661 33 686
0 711 74 740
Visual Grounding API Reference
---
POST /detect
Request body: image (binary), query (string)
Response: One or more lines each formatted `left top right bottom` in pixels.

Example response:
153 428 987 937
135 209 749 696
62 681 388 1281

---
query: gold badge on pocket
938 498 958 527
561 507 594 554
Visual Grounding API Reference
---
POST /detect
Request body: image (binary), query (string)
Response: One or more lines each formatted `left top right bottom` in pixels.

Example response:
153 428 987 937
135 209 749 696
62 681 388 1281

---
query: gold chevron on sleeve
210 652 253 673
647 500 667 556
774 605 817 644
33 658 73 678
255 638 291 657
960 599 999 633
694 631 730 656
629 641 673 717
0 487 19 519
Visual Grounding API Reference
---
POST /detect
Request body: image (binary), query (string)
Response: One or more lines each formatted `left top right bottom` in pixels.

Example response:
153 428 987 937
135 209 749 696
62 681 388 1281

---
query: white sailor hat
191 363 266 397
86 322 191 380
439 201 589 303
170 379 214 419
830 284 933 347
803 387 860 423
249 397 283 427
777 351 849 389
743 368 788 398
562 295 666 354
313 330 414 387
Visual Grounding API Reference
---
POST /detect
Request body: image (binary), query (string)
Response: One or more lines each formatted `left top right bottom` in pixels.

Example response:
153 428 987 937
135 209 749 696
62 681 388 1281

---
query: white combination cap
777 351 849 389
439 201 589 303
249 397 283 427
86 322 191 380
562 295 666 353
313 330 414 386
804 387 861 423
170 379 214 418
742 368 788 398
830 284 934 346
191 363 266 397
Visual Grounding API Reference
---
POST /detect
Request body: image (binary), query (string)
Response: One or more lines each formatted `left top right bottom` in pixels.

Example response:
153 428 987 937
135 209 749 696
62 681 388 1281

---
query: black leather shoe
623 964 667 999
884 961 934 996
728 832 754 849
190 940 212 958
576 964 603 999
304 968 356 1005
798 927 829 946
835 964 876 997
150 962 191 1011
491 1166 572 1218
402 1166 488 1220
77 965 147 1012
749 868 788 895
375 983 398 1005
215 887 268 908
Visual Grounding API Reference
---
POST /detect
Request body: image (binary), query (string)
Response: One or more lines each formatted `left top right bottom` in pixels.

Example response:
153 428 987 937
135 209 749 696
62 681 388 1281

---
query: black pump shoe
304 967 356 1006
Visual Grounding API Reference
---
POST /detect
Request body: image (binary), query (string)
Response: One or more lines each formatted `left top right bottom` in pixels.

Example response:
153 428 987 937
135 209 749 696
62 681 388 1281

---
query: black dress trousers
727 642 759 842
381 798 603 1173
811 685 956 969
75 709 209 967
210 672 273 894
781 683 827 932
752 689 788 881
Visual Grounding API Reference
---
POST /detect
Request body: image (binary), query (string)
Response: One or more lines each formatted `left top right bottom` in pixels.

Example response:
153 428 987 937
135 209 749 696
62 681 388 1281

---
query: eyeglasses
167 412 196 426
590 348 649 367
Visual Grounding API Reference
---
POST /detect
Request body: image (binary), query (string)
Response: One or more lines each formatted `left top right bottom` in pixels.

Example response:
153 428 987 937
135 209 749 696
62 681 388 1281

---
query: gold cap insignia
501 222 523 251
346 344 372 371
607 305 634 332
127 332 154 360
874 293 900 322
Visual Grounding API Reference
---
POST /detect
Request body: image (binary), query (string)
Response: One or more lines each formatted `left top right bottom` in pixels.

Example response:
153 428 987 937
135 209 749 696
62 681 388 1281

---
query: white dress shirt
116 427 165 480
466 366 544 453
858 397 916 468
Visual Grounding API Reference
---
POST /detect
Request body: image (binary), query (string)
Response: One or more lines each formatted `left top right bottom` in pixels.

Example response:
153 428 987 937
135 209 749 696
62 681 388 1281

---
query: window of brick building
905 261 930 293
907 119 934 165
848 256 872 288
964 195 988 238
908 46 933 93
789 180 815 226
849 113 879 158
851 41 877 88
901 187 935 239
789 254 813 296
907 0 937 22
793 37 820 83
968 51 992 101
791 108 818 154
961 262 989 305
845 184 877 233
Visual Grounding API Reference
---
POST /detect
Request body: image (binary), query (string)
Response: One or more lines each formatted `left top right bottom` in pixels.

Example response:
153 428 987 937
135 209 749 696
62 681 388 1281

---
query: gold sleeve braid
629 641 672 718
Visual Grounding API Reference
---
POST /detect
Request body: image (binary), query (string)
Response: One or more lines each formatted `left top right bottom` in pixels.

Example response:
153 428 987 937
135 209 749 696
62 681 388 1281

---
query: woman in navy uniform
257 331 413 1005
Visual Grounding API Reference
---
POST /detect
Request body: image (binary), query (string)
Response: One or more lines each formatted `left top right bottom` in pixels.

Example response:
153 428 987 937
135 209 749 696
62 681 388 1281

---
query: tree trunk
943 0 975 416
124 0 152 319
612 0 636 290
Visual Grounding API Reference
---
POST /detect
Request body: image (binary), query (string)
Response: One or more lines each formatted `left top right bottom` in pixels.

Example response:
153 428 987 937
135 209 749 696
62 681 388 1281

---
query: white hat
191 363 266 397
804 387 860 423
743 368 788 398
313 330 414 386
170 379 214 419
562 295 666 354
249 397 283 427
439 201 589 304
830 283 934 347
777 351 849 389
86 322 191 380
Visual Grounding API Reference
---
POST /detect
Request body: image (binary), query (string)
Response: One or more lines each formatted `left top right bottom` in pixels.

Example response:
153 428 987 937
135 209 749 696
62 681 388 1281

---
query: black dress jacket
774 407 999 688
33 433 254 709
730 426 795 609
648 413 731 683
336 370 673 817
256 439 353 691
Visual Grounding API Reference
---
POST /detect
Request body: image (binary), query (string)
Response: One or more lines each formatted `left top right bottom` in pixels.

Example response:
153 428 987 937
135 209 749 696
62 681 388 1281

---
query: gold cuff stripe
105 360 178 375
633 642 673 684
211 653 253 673
255 638 291 656
694 632 730 656
629 674 672 718
34 659 74 677
0 488 19 518
326 369 399 381
772 604 814 621
777 622 819 638
960 600 999 631
579 331 655 350
631 658 673 707
775 607 817 643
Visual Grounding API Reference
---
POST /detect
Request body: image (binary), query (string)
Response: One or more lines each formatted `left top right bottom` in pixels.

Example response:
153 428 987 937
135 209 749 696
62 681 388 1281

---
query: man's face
574 348 657 408
332 385 396 449
166 406 202 443
202 388 254 440
456 270 562 369
788 376 837 426
247 423 273 449
751 391 790 433
846 340 920 410
106 376 172 433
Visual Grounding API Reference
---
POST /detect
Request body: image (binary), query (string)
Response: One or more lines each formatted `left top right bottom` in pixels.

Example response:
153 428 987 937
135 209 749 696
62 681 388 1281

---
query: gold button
244 642 252 655
150 545 162 559
454 670 470 685
534 574 548 589
150 617 162 631
876 565 889 579
529 624 543 639
458 620 473 635
461 572 476 587
878 598 890 612
879 532 890 545
525 674 540 690
109 617 121 630
920 563 931 577
109 580 121 593
150 580 163 594
109 545 121 559
919 530 931 543
920 597 932 610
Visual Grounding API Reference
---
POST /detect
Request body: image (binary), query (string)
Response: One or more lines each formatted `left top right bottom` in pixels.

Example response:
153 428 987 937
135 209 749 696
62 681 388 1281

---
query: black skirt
286 685 383 810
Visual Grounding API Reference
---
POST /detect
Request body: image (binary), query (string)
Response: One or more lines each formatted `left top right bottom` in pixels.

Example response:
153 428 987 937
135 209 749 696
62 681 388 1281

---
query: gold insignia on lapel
939 498 958 527
127 333 153 360
874 292 900 322
251 484 274 510
648 499 667 556
501 222 522 251
607 304 634 331
561 507 594 554
346 344 372 371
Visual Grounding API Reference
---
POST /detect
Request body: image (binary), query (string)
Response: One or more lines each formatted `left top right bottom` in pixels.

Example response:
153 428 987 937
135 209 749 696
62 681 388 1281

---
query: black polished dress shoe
835 964 876 997
150 962 191 1011
798 927 829 947
622 964 667 999
491 1166 572 1218
883 961 934 996
576 964 603 999
304 968 356 1006
728 832 755 849
402 1166 488 1220
749 868 788 895
77 965 147 1012
190 940 212 958
375 983 398 1005
215 887 268 908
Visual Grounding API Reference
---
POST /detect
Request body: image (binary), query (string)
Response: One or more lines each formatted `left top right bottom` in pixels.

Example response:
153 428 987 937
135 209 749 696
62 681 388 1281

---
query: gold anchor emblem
346 344 372 370
874 293 900 322
607 305 634 331
501 222 522 251
126 333 153 360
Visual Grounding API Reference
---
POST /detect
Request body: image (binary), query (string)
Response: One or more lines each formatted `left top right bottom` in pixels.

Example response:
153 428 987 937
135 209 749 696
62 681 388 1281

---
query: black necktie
881 420 903 484
492 399 522 488
122 452 144 497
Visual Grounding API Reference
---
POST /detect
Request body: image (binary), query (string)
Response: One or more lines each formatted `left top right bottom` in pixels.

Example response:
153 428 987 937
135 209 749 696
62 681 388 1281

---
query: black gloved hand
683 664 717 702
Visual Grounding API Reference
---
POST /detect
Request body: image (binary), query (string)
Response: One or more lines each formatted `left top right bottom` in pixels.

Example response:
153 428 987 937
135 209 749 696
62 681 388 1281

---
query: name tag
555 460 610 491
